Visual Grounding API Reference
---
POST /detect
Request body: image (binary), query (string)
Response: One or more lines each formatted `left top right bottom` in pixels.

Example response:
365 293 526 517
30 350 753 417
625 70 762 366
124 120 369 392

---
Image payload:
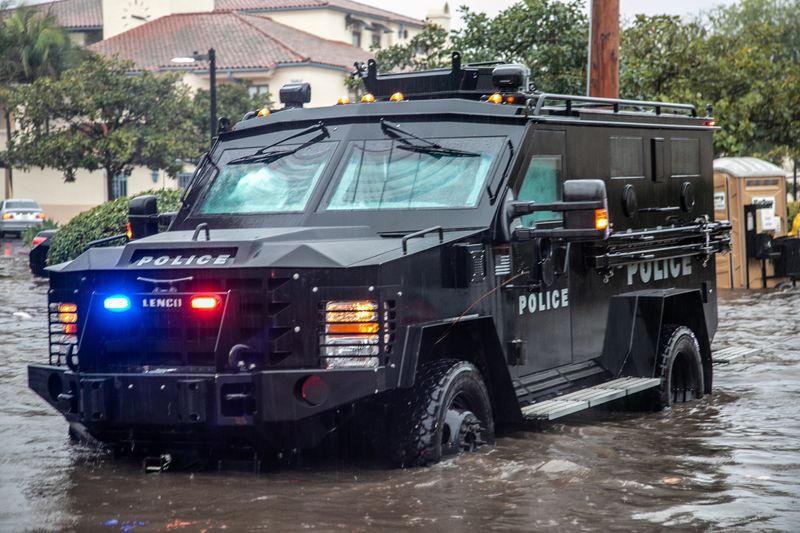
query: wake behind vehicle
29 53 731 467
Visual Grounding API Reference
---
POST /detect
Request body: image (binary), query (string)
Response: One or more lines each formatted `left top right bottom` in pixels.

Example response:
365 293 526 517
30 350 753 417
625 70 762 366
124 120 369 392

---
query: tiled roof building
90 12 372 72
1 0 446 221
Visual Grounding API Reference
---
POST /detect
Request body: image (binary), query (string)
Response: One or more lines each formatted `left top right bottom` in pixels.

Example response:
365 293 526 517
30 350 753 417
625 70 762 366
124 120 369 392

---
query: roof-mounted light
360 93 375 103
256 107 270 117
488 93 503 104
336 96 351 105
390 92 404 102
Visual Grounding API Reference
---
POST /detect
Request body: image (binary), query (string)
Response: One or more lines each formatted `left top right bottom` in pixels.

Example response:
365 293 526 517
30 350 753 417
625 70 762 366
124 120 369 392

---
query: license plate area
83 292 229 368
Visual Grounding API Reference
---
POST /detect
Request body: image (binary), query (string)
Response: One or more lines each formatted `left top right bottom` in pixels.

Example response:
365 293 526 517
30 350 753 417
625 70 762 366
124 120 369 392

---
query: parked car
0 199 45 238
29 229 58 277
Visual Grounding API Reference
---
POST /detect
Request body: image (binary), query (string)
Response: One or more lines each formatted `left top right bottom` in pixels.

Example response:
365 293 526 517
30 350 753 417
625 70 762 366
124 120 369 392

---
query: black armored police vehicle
29 53 731 468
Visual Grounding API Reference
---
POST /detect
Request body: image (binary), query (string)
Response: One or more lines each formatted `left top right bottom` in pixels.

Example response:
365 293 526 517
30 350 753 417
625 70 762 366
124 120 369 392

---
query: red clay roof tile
88 11 372 71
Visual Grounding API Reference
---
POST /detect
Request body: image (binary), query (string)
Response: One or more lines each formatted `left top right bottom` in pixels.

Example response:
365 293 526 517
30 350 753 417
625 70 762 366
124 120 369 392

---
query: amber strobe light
336 96 351 105
360 93 375 103
389 92 404 102
488 93 503 104
49 302 78 362
321 300 379 369
595 208 610 231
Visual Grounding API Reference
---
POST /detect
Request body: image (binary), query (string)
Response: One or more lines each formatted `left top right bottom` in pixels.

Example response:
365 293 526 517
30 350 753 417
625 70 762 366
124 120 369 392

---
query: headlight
321 300 379 369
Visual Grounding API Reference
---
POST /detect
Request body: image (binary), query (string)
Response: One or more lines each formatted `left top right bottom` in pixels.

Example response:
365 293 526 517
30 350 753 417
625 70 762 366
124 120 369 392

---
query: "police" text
626 257 692 286
518 288 569 315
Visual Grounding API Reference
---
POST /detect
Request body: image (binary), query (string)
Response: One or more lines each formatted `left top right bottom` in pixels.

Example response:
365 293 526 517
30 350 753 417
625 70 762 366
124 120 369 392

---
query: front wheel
386 359 495 468
649 325 705 410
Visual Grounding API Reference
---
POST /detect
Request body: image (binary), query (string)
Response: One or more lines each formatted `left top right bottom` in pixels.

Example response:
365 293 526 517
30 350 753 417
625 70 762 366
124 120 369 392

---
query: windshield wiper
380 119 479 157
181 152 220 202
229 121 329 165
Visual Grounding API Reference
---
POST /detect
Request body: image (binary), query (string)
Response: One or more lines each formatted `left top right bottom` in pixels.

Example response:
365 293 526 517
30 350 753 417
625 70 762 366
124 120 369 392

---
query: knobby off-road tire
386 359 495 468
649 325 705 410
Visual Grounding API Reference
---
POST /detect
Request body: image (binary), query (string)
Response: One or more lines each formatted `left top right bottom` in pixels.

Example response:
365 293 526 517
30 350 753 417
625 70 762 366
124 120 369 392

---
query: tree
452 0 588 94
620 0 800 162
370 1 588 95
4 55 201 201
619 15 707 102
191 82 269 135
0 3 83 193
370 23 451 73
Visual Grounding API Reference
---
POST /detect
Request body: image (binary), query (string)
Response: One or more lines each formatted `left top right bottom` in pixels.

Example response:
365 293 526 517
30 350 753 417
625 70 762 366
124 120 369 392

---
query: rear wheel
386 359 494 468
650 325 705 410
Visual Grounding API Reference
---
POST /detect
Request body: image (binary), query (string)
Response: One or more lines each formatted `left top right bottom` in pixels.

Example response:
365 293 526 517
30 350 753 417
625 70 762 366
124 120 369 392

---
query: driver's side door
509 129 573 373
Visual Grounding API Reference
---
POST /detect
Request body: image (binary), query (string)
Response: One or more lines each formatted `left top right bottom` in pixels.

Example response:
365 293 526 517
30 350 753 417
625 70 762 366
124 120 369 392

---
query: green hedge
47 189 183 265
21 218 59 247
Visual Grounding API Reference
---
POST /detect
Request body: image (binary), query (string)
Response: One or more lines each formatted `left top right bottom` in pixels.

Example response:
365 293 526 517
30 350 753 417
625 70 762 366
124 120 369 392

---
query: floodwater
1 238 799 532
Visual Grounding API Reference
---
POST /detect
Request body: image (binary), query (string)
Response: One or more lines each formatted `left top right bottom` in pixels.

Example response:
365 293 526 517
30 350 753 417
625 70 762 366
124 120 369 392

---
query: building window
371 33 381 48
150 169 159 184
178 172 193 189
248 84 269 101
111 173 128 199
352 31 362 47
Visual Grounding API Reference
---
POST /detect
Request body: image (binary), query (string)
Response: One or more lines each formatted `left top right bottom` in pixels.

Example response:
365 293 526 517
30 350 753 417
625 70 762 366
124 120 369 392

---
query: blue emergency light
103 295 131 312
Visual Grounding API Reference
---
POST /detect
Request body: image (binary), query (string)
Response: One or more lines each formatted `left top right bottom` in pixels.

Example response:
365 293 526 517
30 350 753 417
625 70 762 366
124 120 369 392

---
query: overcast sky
361 0 738 24
15 0 739 22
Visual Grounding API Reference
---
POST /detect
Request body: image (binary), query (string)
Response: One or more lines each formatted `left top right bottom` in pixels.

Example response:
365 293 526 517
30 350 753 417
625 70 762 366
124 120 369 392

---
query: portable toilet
714 157 787 289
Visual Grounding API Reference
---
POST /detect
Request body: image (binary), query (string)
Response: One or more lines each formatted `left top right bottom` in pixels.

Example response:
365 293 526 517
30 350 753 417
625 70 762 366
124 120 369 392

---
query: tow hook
228 344 255 372
143 454 172 473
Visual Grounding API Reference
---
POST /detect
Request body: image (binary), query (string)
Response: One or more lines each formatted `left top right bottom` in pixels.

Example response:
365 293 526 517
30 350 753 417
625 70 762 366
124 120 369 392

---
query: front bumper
29 364 386 434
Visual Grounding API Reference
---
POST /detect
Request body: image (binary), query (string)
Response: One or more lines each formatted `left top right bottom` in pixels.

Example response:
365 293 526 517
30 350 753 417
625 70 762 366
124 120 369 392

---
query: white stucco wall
264 9 420 51
5 165 178 224
102 0 214 40
268 66 350 108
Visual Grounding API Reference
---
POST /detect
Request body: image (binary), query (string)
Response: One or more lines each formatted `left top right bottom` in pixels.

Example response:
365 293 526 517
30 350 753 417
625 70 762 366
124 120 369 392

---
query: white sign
714 192 726 211
752 196 778 232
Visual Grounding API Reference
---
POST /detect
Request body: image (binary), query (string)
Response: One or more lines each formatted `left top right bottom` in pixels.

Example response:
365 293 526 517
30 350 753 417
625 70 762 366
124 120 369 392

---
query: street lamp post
172 48 217 143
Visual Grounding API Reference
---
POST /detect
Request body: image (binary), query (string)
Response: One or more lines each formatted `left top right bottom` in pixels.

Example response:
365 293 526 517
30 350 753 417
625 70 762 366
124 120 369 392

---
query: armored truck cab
29 53 730 467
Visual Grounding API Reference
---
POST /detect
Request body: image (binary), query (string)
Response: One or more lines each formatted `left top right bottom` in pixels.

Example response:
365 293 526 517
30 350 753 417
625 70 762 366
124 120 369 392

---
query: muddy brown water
1 239 799 532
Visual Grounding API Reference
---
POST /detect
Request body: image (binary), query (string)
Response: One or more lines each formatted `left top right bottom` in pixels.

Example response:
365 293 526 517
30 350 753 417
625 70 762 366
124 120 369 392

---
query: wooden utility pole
588 0 620 98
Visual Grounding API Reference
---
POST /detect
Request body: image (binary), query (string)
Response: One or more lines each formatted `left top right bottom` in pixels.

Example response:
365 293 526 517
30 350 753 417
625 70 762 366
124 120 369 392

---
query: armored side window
651 137 666 183
671 138 700 178
610 136 644 179
518 156 561 226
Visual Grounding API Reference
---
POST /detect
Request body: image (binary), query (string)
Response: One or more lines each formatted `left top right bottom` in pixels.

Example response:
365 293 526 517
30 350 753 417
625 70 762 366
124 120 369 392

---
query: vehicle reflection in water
1 240 798 531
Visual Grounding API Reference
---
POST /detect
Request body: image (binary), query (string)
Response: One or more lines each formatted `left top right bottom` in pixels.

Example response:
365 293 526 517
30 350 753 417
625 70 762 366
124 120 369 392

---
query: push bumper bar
29 364 386 429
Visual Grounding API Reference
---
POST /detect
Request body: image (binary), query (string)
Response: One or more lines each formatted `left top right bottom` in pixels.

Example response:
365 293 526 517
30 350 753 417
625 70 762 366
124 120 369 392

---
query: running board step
521 377 661 421
712 346 761 364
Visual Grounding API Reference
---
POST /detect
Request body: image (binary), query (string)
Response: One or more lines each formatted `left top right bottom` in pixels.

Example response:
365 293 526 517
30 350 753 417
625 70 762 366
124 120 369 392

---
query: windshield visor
198 141 337 215
326 137 504 211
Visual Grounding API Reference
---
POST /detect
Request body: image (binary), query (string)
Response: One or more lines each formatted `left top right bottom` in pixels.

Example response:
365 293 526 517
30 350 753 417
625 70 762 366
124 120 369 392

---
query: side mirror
128 195 158 240
510 179 609 242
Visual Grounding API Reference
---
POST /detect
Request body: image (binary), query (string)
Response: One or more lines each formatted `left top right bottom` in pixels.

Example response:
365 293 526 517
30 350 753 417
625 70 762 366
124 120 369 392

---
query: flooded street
1 239 799 532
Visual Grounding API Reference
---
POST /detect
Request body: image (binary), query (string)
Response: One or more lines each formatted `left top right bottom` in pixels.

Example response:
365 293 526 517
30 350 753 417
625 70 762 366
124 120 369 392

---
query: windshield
198 141 337 215
5 200 40 210
326 137 504 211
